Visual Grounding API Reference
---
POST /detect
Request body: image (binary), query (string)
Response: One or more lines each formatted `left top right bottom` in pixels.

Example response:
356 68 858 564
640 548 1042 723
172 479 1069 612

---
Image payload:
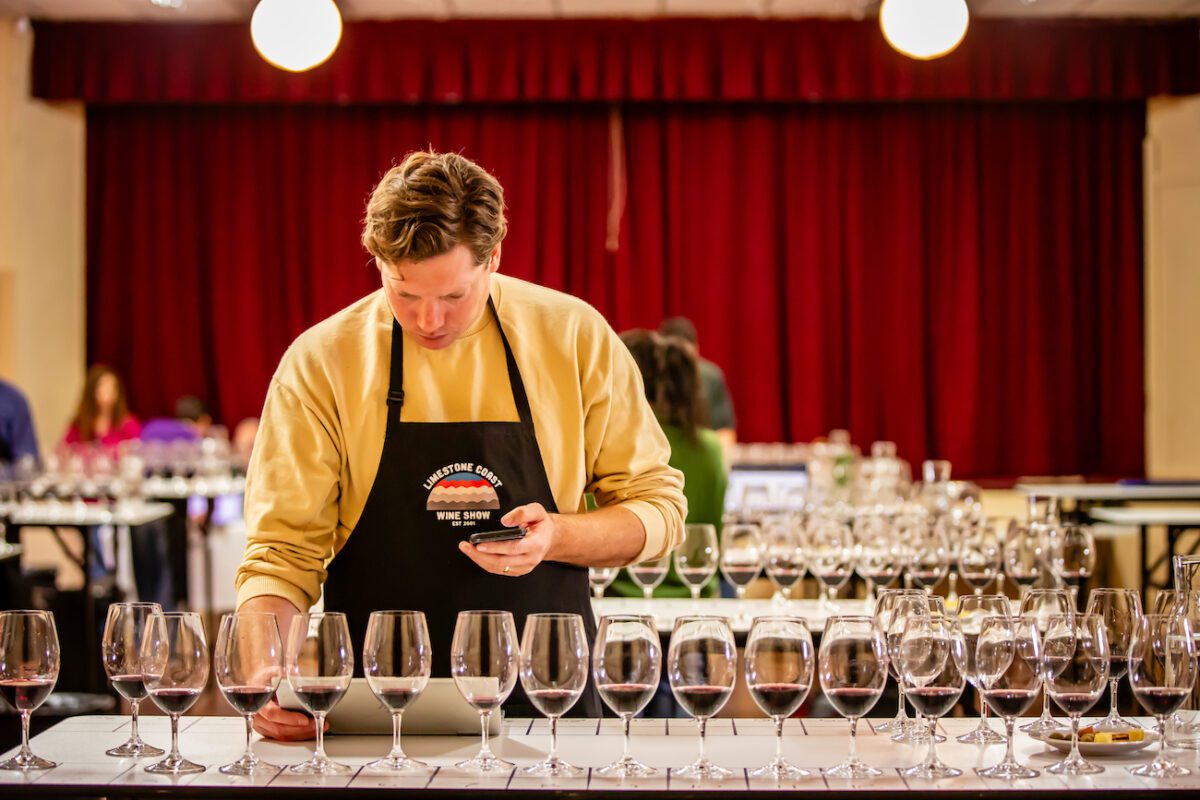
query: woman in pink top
64 364 141 447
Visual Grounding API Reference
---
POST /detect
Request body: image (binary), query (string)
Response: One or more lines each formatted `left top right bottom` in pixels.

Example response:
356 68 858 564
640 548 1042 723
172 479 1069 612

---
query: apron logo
423 463 504 527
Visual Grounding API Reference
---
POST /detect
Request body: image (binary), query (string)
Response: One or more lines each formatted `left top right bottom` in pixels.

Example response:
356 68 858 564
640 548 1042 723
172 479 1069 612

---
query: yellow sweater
234 274 687 612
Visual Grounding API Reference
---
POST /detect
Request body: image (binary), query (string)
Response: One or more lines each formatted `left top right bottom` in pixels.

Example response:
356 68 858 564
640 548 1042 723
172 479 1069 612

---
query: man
238 151 686 738
0 379 39 467
658 317 738 447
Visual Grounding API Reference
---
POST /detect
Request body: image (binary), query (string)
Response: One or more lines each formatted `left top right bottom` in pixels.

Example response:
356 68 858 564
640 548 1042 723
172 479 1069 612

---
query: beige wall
0 17 86 457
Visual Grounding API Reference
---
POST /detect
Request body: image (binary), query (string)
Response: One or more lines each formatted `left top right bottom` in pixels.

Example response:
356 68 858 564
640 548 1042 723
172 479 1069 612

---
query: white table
1088 506 1200 597
1016 483 1200 502
3 714 1192 796
591 597 869 634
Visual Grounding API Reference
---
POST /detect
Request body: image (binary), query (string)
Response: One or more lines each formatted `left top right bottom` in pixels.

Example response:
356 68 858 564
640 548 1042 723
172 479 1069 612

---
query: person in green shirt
610 330 728 599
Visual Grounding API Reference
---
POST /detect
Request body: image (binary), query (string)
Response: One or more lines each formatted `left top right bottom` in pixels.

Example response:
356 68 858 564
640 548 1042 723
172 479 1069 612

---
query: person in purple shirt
0 379 39 466
140 395 212 444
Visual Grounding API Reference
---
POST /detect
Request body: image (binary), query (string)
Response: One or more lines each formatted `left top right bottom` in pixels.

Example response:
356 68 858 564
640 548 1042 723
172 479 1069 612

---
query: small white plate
1032 730 1157 757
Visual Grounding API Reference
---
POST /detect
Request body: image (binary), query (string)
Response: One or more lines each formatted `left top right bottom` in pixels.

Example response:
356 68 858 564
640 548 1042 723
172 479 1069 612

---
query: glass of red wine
676 524 720 603
519 613 588 777
214 611 283 775
818 615 888 780
101 601 164 758
871 589 926 736
1019 588 1072 735
976 616 1044 780
954 594 1010 745
1043 613 1110 776
141 611 210 775
629 553 670 600
668 615 736 781
593 614 661 778
1085 588 1144 732
363 610 431 774
1128 614 1196 778
896 615 966 779
451 610 519 774
745 616 813 780
0 610 60 771
285 611 354 775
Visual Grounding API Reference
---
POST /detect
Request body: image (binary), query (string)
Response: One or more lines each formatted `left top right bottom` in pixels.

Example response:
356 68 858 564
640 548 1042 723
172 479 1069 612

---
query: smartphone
467 527 526 545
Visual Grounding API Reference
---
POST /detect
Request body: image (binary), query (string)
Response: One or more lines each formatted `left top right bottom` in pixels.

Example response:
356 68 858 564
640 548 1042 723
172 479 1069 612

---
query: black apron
323 298 600 717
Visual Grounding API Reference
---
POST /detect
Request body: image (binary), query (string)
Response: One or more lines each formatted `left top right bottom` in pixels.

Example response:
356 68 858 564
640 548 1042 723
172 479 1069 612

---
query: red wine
374 686 421 712
630 567 667 586
859 569 901 584
678 567 714 585
749 682 809 717
292 684 348 713
1134 686 1191 716
722 566 760 587
1049 691 1102 715
1108 655 1130 680
527 688 581 717
813 567 851 581
959 570 994 587
599 682 656 715
150 687 202 715
768 567 804 588
110 674 149 701
825 686 882 718
982 688 1039 718
0 678 54 711
905 685 961 717
910 569 945 586
222 685 275 715
674 684 732 718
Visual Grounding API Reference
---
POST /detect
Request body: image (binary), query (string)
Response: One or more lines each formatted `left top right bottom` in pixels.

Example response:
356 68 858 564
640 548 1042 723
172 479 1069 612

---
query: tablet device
277 677 501 736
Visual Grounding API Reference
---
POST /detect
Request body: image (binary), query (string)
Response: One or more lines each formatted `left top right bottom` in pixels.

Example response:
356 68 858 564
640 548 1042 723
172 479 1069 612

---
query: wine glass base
220 756 281 775
1129 760 1190 779
106 739 165 758
1094 715 1143 732
892 722 945 744
1020 716 1065 735
1046 756 1104 776
902 762 962 779
825 760 883 780
523 759 584 778
977 761 1040 781
0 753 57 771
956 726 1007 745
873 715 906 734
145 756 206 775
674 759 733 781
290 756 354 775
455 754 515 774
364 755 431 774
748 760 812 781
595 757 656 778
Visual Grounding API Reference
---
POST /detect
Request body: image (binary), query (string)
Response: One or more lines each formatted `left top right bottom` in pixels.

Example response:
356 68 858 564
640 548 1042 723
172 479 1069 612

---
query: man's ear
487 243 502 274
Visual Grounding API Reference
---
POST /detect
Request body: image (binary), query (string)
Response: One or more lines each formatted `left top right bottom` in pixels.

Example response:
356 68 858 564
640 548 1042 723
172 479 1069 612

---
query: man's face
379 244 500 350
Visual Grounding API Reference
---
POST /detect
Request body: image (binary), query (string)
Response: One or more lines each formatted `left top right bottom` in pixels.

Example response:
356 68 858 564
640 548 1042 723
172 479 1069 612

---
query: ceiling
1 0 1198 21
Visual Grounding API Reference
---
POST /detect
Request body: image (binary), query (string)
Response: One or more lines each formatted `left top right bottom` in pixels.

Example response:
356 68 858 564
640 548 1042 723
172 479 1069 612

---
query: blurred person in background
63 365 141 448
140 395 212 444
658 316 737 448
0 379 39 466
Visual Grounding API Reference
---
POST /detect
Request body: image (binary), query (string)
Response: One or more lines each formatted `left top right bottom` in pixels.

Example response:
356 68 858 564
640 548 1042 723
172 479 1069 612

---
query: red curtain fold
86 102 1145 479
37 18 1200 104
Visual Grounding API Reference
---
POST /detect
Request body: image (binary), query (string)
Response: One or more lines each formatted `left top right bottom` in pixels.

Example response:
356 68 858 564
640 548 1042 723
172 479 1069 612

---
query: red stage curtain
86 102 1144 479
35 18 1200 104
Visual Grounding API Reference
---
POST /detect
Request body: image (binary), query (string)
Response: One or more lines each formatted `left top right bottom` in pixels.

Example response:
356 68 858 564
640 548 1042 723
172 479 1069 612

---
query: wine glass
954 594 1010 745
807 517 854 612
589 567 618 599
451 610 519 773
871 589 927 736
885 593 941 744
763 520 805 603
719 524 764 603
668 616 736 781
520 613 588 777
1152 590 1200 748
629 553 670 600
285 612 354 775
1047 523 1096 605
100 601 165 758
745 616 814 780
1043 613 1110 776
142 611 210 775
905 517 949 594
676 524 720 602
593 614 661 777
1003 521 1042 597
938 517 968 604
958 521 1002 596
1128 614 1197 778
214 611 283 775
1085 588 1143 732
897 615 966 779
976 616 1043 780
363 611 432 774
1019 588 1072 734
819 615 888 780
0 610 60 771
854 516 905 608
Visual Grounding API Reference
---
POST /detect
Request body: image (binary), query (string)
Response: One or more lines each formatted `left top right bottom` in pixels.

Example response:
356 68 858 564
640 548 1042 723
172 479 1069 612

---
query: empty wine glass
854 516 905 608
958 521 1002 596
1128 614 1197 778
1047 523 1096 605
676 524 720 602
763 520 805 603
871 589 927 736
629 552 670 600
1019 588 1072 734
905 517 949 595
819 615 888 780
0 610 60 771
720 524 764 603
745 616 814 780
451 610 518 773
594 615 661 777
1003 522 1042 596
1043 613 1110 776
589 567 618 599
807 517 854 612
285 612 354 775
1085 588 1143 732
520 613 588 777
897 615 966 779
363 610 432 774
142 611 210 775
101 601 165 758
886 593 941 744
214 611 283 775
668 616 736 781
955 594 1010 745
976 616 1043 780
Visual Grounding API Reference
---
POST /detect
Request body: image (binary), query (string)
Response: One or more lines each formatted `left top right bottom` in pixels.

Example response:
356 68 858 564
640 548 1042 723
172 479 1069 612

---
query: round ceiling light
879 0 970 61
251 0 343 73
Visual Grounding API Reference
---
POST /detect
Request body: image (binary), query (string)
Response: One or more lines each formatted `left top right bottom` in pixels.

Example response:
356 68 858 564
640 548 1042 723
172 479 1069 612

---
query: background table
2 714 1194 797
591 597 868 635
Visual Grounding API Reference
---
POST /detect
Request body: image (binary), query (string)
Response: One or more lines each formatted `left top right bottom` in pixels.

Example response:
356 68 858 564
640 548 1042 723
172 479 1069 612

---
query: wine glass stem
775 716 785 762
925 716 938 767
691 585 701 601
1042 686 1053 720
848 716 859 761
622 715 632 760
313 712 327 760
643 586 652 600
130 699 141 744
390 711 406 759
896 691 906 719
19 710 32 759
1108 679 1119 718
169 713 182 762
549 715 559 762
479 710 493 758
244 714 256 761
1068 714 1082 763
1156 714 1168 766
697 716 708 762
1003 716 1017 765
981 698 990 727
